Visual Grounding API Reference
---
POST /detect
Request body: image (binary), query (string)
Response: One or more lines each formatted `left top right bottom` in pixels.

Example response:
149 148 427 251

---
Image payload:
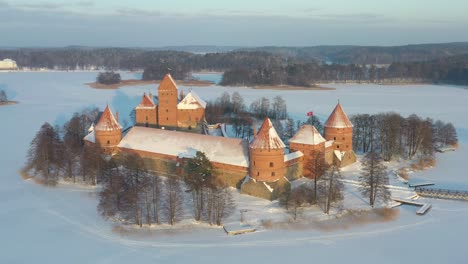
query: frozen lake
1 72 468 263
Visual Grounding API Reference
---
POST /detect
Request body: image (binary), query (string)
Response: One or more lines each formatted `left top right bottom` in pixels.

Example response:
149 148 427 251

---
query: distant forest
1 43 468 86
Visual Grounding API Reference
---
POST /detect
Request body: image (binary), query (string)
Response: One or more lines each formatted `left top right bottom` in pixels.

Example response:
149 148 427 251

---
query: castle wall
289 142 325 178
284 156 303 181
119 147 248 186
249 148 285 182
136 107 158 127
177 108 205 128
324 127 353 151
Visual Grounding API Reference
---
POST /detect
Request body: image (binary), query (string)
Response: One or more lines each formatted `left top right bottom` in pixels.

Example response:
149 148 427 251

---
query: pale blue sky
1 0 467 47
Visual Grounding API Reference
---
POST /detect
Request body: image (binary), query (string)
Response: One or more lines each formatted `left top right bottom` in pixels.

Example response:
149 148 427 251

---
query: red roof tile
325 103 353 128
158 74 178 91
250 118 285 150
136 93 156 109
95 105 122 131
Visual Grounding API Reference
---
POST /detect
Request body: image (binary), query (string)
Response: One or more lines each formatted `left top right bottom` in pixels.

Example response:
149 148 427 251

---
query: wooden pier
392 197 432 215
416 187 468 201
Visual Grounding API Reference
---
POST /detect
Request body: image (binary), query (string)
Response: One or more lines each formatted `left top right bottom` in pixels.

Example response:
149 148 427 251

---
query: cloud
75 1 94 7
19 2 65 10
0 0 9 7
115 7 162 17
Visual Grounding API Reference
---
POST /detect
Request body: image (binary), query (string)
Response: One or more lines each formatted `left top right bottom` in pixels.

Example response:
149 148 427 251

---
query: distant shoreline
251 84 335 91
86 79 214 89
0 101 18 106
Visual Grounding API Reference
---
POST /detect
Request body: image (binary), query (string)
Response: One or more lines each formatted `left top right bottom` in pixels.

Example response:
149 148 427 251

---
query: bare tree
321 165 344 214
304 150 329 204
164 176 184 225
359 152 391 208
210 186 236 226
231 91 245 114
272 95 287 120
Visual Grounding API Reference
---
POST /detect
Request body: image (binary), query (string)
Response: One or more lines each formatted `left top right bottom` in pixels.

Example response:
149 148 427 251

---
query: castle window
342 137 345 140
257 172 259 176
254 161 256 166
166 109 168 112
269 162 274 168
146 116 148 121
334 137 336 140
107 140 110 144
337 145 340 149
166 117 168 120
271 172 275 177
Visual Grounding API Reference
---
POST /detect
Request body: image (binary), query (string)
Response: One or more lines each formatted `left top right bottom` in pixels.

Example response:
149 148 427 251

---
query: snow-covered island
1 71 467 264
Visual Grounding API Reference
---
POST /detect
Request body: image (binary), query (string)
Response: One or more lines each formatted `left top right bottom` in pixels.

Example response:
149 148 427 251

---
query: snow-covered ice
1 72 468 263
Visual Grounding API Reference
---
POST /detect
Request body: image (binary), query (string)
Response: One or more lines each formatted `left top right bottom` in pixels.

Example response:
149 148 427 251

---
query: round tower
324 103 353 151
249 118 286 182
94 105 122 154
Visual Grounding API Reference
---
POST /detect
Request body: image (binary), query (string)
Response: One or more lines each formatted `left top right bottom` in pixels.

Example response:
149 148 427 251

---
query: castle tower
249 118 286 182
157 74 178 127
94 105 122 154
135 92 157 127
289 125 326 178
324 102 353 151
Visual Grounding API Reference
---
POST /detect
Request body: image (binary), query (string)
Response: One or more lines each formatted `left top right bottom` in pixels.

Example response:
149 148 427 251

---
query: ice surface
0 72 468 264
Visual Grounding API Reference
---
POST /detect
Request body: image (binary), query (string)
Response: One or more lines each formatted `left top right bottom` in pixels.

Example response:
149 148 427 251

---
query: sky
1 0 468 47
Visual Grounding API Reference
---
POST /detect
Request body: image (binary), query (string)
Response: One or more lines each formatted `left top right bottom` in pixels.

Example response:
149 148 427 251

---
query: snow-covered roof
118 126 249 167
177 91 207 110
289 125 325 145
250 118 286 150
325 140 334 148
95 105 122 131
95 106 122 131
334 150 345 161
158 74 178 91
135 93 156 110
325 103 353 128
263 182 274 193
88 123 94 133
84 130 95 143
284 151 304 162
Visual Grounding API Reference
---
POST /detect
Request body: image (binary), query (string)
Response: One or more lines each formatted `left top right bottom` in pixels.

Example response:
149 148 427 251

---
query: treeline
351 113 458 161
205 92 322 141
221 54 468 87
241 42 468 64
0 48 288 73
97 71 121 84
22 108 103 185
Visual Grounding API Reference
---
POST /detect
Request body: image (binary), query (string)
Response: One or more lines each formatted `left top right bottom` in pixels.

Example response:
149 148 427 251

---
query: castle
84 74 356 200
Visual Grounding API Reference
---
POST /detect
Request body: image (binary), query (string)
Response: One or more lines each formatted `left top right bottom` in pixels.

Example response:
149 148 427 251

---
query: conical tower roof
325 103 353 128
95 105 122 131
250 118 286 150
289 125 325 145
158 73 178 91
136 93 156 109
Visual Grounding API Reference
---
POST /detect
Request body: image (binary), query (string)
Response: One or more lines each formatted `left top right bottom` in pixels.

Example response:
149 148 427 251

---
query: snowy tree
231 91 245 114
24 122 62 186
321 165 344 214
164 176 184 225
359 152 391 208
304 115 323 134
184 151 213 221
304 150 329 204
272 95 287 120
0 90 7 102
